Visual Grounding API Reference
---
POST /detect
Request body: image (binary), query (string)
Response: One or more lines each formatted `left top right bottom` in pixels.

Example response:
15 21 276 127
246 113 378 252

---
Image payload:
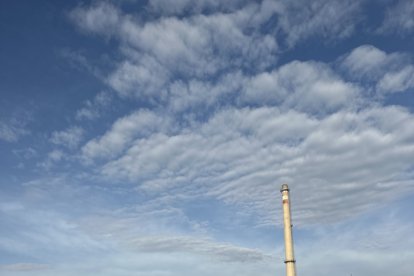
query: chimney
280 184 297 276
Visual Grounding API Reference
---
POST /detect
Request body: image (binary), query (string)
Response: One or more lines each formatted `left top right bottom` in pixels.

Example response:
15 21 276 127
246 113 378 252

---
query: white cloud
97 105 414 226
0 202 24 212
12 147 37 159
60 48 103 79
69 2 120 35
68 0 371 111
380 0 414 34
340 45 414 94
242 61 360 113
107 58 170 99
0 122 26 142
0 206 106 261
37 150 65 170
149 0 365 47
341 45 394 79
118 6 278 75
340 45 408 77
297 208 414 276
377 65 414 93
147 0 247 15
71 1 279 101
71 0 364 51
0 263 49 272
48 150 63 162
82 110 172 160
4 2 414 276
277 0 363 47
0 116 29 142
3 174 413 276
50 126 84 149
167 71 243 113
0 183 277 275
124 235 271 262
107 59 360 116
68 2 414 233
76 91 112 120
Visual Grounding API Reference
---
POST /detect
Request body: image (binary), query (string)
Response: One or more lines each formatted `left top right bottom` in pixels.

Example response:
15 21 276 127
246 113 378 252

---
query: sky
1 0 414 275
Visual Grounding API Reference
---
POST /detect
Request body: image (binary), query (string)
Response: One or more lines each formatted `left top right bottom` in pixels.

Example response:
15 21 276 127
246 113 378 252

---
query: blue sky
1 0 414 275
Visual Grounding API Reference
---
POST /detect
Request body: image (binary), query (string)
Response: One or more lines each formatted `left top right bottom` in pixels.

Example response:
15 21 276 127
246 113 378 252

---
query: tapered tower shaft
281 184 296 276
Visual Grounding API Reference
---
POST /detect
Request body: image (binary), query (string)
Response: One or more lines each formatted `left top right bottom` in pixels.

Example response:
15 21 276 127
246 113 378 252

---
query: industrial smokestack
281 184 297 276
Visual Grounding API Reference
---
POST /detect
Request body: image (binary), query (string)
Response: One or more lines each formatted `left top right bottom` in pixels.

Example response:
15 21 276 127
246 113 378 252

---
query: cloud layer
67 0 414 230
2 1 414 276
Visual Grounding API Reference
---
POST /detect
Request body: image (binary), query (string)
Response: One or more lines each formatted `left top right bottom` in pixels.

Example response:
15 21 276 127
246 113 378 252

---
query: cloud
376 65 414 93
0 205 106 261
50 126 84 149
297 206 414 276
12 147 37 159
0 115 29 142
60 48 103 79
379 0 414 34
71 1 279 101
167 71 243 113
36 150 66 170
48 150 64 162
3 175 413 276
76 91 112 120
95 104 414 226
0 180 276 275
242 61 360 113
81 109 172 160
277 0 363 47
107 58 170 99
340 45 414 94
4 1 414 276
68 2 414 232
0 263 49 271
147 0 247 15
104 59 360 116
69 2 120 35
68 1 369 114
149 0 364 47
127 236 271 262
340 45 403 79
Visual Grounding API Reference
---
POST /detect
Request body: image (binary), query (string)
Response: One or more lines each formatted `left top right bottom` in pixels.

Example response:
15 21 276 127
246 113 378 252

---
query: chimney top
280 184 289 192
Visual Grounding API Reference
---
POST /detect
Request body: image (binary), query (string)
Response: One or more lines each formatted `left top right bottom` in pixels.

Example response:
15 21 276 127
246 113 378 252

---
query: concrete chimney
280 184 296 276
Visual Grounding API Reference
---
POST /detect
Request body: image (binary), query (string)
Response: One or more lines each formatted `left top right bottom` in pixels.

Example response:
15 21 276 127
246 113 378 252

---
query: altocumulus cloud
2 0 414 276
69 0 414 261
